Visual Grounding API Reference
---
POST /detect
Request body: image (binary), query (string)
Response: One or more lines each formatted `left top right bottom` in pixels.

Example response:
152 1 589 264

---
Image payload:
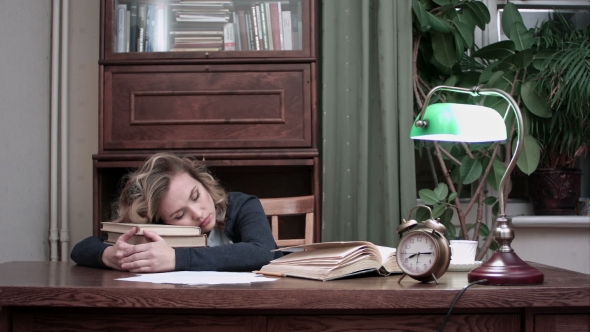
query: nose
188 204 203 220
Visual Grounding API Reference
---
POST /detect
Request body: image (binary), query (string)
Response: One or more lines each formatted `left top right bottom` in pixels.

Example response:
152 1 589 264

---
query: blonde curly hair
112 153 227 228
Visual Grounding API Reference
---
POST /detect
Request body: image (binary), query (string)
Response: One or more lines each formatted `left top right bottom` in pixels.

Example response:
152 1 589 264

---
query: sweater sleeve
174 193 282 271
70 236 110 269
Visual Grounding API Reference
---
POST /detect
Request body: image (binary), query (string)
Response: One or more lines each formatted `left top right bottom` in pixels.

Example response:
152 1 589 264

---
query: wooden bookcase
94 0 319 241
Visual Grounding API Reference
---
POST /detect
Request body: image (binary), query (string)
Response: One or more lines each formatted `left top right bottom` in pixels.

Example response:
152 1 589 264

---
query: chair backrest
259 195 314 247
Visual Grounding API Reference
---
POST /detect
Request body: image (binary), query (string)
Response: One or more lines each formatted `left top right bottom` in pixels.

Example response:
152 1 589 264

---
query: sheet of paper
116 271 278 285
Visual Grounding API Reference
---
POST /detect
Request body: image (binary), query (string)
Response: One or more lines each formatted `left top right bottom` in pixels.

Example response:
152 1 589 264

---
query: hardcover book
101 222 206 248
257 241 401 281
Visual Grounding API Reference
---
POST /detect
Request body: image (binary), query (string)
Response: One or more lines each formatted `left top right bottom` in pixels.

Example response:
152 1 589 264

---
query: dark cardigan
70 192 282 271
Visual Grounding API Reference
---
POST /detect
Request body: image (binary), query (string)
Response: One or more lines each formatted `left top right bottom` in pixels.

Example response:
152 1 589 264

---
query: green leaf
532 49 555 70
501 2 524 39
432 204 446 218
412 0 430 31
479 61 502 83
486 159 507 192
452 21 474 48
431 32 458 68
508 22 534 51
478 223 490 237
418 189 440 205
483 196 497 205
483 70 505 87
432 0 456 5
434 182 449 201
427 12 453 33
447 192 458 202
459 156 483 185
514 134 541 175
465 1 490 30
521 81 552 118
472 40 515 60
513 48 533 69
415 207 431 223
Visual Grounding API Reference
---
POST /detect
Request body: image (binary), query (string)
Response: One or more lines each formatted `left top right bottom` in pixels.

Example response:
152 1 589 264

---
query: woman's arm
71 227 145 271
175 194 280 271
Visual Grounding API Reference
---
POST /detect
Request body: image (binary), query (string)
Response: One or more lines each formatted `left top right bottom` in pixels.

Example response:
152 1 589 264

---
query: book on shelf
256 241 401 281
116 3 126 53
281 10 292 50
236 10 249 50
223 22 236 50
129 0 138 52
101 222 206 248
137 3 147 52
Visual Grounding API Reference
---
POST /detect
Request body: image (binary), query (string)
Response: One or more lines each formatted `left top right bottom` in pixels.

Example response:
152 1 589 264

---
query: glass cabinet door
105 0 309 59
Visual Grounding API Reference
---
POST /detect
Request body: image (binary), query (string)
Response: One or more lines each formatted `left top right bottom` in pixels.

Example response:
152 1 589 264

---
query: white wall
0 0 98 263
0 0 52 262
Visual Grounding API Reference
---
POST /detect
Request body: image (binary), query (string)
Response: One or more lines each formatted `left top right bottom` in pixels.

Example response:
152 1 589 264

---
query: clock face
397 231 438 277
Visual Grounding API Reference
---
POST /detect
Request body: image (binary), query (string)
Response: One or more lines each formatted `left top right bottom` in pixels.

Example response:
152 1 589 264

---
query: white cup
449 240 478 264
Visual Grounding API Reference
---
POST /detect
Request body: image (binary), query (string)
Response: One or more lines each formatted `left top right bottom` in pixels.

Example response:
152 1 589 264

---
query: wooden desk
0 262 588 332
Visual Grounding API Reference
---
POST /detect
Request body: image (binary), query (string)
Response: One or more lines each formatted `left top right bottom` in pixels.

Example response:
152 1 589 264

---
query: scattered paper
116 271 278 285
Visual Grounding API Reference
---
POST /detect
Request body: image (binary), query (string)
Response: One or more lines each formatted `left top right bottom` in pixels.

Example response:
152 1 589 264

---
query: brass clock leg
398 273 407 283
431 273 438 285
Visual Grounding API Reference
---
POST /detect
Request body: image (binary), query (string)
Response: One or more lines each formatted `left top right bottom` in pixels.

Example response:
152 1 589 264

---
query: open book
256 241 401 281
101 222 206 248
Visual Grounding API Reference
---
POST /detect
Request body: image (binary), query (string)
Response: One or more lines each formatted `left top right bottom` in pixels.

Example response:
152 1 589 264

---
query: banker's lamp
411 85 544 285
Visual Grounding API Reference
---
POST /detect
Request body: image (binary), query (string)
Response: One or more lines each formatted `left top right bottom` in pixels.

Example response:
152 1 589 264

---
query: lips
199 215 211 228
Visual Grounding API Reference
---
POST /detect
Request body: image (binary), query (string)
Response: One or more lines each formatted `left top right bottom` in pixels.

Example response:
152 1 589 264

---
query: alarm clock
396 205 451 284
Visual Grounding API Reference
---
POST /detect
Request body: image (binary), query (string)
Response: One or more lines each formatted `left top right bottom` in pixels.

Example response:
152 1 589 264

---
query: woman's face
158 172 216 233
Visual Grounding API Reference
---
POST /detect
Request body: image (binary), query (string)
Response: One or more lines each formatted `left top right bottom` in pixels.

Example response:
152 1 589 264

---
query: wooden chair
259 195 315 247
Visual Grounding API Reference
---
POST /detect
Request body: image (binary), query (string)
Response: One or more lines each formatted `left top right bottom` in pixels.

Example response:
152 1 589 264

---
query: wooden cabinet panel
266 314 521 332
102 63 311 151
12 313 264 332
535 314 590 332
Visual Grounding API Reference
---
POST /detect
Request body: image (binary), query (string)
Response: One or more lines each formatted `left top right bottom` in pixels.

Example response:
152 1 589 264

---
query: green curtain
320 0 416 247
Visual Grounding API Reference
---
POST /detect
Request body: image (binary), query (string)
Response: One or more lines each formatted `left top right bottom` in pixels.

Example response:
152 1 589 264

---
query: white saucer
448 261 483 272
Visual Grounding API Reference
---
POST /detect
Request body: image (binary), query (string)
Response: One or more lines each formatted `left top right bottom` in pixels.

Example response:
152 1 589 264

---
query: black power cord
437 279 489 332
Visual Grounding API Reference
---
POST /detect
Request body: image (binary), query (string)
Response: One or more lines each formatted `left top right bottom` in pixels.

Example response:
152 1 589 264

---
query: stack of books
101 222 207 247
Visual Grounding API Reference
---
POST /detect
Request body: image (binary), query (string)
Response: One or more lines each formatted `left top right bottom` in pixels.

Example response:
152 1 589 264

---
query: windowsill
511 215 590 228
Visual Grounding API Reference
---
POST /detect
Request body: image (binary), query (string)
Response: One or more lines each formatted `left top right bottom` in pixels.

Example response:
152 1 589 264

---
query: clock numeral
405 244 411 249
410 239 415 244
417 235 422 242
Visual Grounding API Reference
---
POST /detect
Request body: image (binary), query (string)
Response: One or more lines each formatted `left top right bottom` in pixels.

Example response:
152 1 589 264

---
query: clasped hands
102 227 176 273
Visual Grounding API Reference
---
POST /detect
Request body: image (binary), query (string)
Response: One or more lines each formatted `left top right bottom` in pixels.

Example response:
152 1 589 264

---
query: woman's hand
119 230 176 273
101 227 138 271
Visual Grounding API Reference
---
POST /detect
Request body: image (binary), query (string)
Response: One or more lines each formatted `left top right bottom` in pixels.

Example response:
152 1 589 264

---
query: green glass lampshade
410 103 507 143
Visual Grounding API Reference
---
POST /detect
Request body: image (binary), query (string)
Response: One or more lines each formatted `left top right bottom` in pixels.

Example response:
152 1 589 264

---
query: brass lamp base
467 252 544 285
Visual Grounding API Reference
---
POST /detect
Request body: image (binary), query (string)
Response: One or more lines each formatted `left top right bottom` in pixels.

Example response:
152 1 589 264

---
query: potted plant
412 0 555 258
526 14 590 215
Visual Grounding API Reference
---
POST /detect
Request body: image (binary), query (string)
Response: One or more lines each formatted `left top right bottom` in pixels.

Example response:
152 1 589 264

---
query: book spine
129 0 138 52
264 2 273 50
281 11 292 51
237 10 249 51
245 13 256 51
269 2 281 50
232 12 241 50
277 2 284 50
223 23 236 51
137 3 147 52
250 5 261 51
145 5 155 52
155 4 166 51
116 4 126 53
258 3 269 50
125 9 130 52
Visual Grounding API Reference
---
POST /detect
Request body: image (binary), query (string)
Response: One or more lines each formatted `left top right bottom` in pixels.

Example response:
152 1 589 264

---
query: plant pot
528 168 581 215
